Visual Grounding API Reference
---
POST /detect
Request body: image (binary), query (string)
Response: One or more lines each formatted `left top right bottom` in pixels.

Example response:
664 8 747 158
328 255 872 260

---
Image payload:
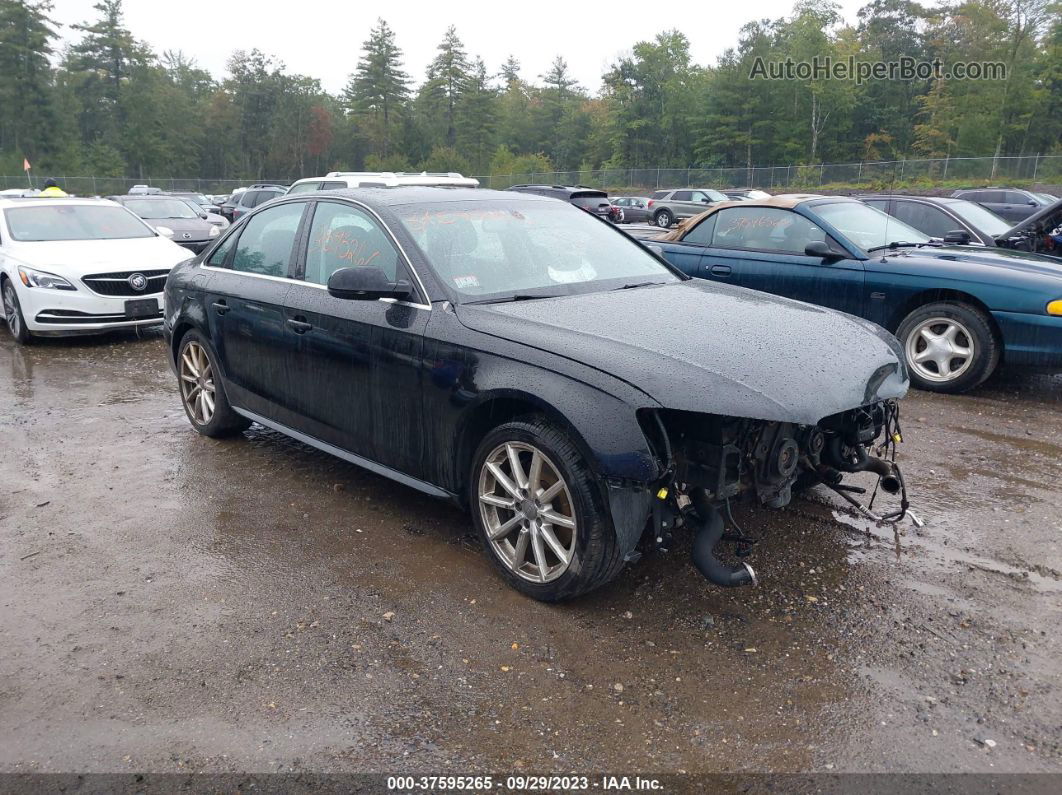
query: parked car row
3 174 1058 603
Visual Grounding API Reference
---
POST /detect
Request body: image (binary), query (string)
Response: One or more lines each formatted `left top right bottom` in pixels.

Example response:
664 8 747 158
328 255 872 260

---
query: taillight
647 199 654 207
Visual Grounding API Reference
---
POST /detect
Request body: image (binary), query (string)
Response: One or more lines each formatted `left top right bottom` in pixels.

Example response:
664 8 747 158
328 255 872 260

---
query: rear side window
682 214 717 246
320 181 347 190
672 191 692 201
230 202 305 276
978 191 1005 203
651 190 669 200
303 201 400 284
1004 191 1030 204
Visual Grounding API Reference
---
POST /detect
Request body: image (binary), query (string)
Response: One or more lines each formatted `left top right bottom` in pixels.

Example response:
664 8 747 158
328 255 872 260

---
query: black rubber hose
689 489 757 588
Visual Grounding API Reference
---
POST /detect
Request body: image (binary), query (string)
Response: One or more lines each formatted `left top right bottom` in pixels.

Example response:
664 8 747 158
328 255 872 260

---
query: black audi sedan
163 188 910 601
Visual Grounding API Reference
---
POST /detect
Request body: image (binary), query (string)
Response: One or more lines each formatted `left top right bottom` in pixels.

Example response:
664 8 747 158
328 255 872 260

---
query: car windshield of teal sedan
815 201 930 251
396 201 679 300
5 205 155 241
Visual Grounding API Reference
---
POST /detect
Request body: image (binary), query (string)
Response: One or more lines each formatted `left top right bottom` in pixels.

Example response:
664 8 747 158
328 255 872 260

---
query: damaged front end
628 400 907 588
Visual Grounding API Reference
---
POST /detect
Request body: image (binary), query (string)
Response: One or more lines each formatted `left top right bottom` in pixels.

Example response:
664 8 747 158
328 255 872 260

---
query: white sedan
0 198 192 343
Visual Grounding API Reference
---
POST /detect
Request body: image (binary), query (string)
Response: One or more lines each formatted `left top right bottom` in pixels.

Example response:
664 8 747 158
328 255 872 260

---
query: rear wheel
470 418 624 601
2 279 32 345
654 209 674 228
177 330 251 437
896 302 999 393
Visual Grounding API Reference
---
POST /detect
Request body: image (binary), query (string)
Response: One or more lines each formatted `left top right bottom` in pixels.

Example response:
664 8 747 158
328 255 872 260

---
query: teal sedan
647 195 1062 393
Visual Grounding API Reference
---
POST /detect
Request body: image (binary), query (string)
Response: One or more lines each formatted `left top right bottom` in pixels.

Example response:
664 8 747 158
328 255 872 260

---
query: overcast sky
48 0 869 94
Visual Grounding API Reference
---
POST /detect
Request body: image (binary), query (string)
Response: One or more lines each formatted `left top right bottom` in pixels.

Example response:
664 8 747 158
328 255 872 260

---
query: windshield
814 201 929 250
1034 192 1058 204
124 199 199 219
5 204 154 241
948 200 1012 237
177 193 210 205
395 199 680 301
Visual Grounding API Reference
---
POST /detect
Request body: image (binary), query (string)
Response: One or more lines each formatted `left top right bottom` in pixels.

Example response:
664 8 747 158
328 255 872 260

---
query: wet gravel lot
0 329 1060 776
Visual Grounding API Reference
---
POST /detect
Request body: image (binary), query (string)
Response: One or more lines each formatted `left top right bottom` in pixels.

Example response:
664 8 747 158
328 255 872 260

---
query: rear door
700 206 866 317
282 200 431 476
202 200 309 420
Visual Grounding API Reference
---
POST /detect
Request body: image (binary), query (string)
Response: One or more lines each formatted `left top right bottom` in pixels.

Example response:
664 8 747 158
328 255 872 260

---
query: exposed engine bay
639 400 907 588
997 204 1062 259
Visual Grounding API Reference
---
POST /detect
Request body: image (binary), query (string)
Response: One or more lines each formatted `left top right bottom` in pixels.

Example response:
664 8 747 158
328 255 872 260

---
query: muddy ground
0 330 1059 777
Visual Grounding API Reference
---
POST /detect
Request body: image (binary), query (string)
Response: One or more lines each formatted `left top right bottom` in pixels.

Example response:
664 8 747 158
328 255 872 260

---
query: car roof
308 187 550 208
858 194 964 206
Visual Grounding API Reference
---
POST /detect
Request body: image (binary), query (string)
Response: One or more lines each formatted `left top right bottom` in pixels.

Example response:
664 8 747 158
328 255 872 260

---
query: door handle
286 317 313 334
710 264 732 276
211 300 229 315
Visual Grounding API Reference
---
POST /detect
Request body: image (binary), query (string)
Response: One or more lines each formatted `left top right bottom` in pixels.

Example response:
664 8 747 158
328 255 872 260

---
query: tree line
0 0 1058 183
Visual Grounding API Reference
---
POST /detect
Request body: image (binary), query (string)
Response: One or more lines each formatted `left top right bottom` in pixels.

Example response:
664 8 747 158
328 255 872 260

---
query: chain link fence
475 155 1062 192
2 155 1060 197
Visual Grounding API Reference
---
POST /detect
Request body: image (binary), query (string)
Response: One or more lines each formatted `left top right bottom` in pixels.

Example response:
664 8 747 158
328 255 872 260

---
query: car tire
654 210 673 228
470 417 625 602
2 278 32 345
896 301 999 394
176 329 251 437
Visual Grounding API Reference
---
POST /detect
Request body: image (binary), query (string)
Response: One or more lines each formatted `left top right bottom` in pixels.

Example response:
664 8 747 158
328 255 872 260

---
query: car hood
892 244 1062 278
12 236 192 275
998 197 1062 239
456 281 908 425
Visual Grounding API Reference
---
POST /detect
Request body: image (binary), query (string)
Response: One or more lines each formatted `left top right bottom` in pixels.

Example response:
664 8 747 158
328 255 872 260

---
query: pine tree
0 0 60 162
457 57 497 172
343 18 409 158
422 26 470 147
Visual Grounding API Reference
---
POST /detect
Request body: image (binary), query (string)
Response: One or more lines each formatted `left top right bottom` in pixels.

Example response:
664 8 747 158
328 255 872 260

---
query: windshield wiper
868 240 923 252
613 281 666 291
464 293 563 305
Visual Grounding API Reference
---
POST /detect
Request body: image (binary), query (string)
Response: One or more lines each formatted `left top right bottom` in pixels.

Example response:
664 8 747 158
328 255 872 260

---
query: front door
700 206 866 317
282 200 431 477
203 200 308 420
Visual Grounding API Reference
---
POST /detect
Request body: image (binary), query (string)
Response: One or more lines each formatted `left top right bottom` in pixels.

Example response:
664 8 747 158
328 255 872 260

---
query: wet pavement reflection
0 331 1059 773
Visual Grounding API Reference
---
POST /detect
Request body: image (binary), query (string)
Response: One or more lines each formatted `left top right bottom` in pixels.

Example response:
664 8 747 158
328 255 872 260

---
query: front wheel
896 302 999 393
3 279 32 345
470 418 624 601
654 209 673 228
177 330 251 437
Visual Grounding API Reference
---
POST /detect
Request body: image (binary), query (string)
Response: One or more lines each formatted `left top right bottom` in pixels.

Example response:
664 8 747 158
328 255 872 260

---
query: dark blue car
647 195 1062 393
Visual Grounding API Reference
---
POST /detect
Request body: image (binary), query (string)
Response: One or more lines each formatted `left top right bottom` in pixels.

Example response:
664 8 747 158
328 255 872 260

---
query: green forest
0 0 1059 182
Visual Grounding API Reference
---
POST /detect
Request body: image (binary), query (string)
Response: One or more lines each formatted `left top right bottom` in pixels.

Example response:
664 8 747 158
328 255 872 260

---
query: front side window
892 202 957 239
303 201 400 285
5 204 154 241
395 199 679 301
711 207 827 254
230 202 305 276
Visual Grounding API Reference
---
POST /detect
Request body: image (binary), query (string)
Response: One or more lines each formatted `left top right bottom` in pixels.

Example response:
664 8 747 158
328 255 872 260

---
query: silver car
647 188 729 228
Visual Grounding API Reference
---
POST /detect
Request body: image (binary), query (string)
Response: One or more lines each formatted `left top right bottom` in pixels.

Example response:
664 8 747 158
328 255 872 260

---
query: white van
286 171 479 194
